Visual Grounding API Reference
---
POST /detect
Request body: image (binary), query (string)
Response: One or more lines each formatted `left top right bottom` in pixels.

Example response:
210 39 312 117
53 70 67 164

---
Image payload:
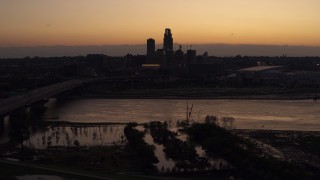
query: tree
205 115 219 125
221 117 236 130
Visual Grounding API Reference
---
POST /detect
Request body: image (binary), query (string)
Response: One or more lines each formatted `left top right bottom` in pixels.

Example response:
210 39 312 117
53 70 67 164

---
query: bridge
0 75 153 122
0 79 84 118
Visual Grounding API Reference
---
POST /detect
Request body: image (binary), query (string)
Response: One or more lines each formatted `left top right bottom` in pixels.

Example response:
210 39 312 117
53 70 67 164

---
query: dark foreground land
1 121 320 180
235 130 320 171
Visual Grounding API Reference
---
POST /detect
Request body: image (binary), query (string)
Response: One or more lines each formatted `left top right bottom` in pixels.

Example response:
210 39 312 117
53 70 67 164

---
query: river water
44 98 320 131
2 98 320 147
1 98 319 171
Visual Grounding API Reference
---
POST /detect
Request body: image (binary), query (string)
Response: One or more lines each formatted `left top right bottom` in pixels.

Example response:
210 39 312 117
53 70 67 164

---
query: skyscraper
147 38 155 55
187 46 196 65
163 28 173 50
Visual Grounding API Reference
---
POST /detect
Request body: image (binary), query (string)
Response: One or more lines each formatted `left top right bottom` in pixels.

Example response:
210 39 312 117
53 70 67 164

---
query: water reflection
25 125 125 149
44 99 320 131
17 122 230 172
144 133 176 170
2 98 320 172
195 146 229 170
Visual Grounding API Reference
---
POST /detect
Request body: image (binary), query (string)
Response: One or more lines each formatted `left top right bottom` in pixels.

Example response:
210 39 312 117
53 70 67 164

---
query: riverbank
76 87 320 100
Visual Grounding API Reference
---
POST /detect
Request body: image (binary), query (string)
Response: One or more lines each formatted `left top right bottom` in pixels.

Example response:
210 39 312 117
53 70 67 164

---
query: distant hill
1 44 320 58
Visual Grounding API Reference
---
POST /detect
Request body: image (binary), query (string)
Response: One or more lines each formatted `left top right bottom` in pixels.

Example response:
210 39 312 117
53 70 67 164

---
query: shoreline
67 94 317 101
71 86 320 100
43 121 134 126
41 121 320 132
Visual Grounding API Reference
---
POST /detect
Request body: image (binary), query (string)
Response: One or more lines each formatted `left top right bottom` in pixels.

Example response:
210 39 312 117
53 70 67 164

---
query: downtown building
145 28 197 68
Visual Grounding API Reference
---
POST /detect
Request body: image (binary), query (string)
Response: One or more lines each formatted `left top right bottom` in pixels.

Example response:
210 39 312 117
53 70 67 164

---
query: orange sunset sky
1 0 319 47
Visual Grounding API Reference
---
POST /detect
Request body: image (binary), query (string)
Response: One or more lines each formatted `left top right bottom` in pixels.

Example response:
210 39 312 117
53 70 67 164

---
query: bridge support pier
8 108 29 132
0 115 5 129
9 108 28 121
30 100 48 113
29 100 48 121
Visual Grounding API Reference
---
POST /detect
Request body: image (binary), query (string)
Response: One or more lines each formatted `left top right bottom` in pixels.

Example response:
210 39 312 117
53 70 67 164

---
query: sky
0 0 320 47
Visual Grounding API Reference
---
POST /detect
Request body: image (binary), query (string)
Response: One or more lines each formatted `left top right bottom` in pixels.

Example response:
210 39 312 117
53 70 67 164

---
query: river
1 98 320 146
1 98 319 171
44 98 320 131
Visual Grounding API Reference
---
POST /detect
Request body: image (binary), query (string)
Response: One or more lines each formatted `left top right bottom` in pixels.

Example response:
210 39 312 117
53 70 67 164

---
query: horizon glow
1 0 320 47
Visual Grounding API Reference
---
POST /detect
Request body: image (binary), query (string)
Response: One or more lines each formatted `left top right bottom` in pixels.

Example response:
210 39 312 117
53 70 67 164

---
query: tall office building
163 28 173 50
187 49 197 65
175 45 185 67
147 38 155 55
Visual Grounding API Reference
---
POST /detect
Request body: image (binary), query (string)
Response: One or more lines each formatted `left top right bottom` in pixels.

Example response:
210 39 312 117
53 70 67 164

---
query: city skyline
1 27 320 58
1 0 320 47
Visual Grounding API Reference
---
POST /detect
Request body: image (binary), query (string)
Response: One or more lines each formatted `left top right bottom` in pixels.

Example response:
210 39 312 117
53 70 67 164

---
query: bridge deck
0 80 83 116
